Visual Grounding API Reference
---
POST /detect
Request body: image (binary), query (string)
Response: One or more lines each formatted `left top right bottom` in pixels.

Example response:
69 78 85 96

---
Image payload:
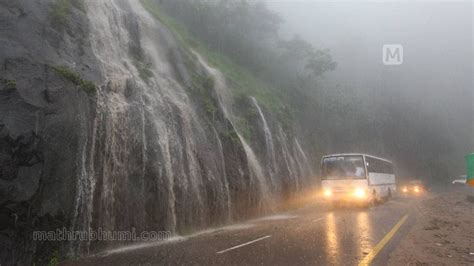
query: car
452 179 466 185
451 175 467 185
401 180 425 195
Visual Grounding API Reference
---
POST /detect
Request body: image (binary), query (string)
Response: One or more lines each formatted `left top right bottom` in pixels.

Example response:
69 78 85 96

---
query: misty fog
267 0 473 179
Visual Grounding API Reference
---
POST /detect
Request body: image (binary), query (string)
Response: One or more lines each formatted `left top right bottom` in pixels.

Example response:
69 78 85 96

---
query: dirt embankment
389 187 474 265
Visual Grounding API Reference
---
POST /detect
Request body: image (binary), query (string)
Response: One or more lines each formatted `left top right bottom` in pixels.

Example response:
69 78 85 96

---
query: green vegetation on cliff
5 79 16 89
140 0 337 138
50 0 85 28
140 0 286 120
52 66 96 95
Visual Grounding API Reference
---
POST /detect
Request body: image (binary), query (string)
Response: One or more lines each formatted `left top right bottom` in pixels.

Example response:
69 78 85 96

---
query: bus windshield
322 155 366 180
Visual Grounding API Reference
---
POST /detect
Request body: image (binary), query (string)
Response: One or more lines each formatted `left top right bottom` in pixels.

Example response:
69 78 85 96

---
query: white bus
320 154 396 205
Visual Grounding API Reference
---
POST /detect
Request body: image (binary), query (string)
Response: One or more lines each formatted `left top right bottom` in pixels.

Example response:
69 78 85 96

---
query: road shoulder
387 188 474 265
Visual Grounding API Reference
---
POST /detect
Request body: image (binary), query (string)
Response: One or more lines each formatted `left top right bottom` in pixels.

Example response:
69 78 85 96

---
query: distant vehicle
401 180 425 195
321 153 396 206
451 175 467 185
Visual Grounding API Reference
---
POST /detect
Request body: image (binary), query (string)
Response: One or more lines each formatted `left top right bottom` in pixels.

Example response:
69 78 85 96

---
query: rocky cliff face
0 0 313 264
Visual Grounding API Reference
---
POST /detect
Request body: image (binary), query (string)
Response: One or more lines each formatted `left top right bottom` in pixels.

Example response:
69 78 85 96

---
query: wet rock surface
0 1 314 264
1 1 98 264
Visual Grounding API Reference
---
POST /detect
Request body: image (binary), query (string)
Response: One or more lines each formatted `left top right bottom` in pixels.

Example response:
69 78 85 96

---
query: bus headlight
323 189 332 197
354 188 366 198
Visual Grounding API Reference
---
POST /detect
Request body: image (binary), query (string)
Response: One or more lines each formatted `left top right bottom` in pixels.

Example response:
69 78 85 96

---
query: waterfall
250 97 278 191
237 133 274 211
277 126 300 191
70 129 89 252
212 127 232 221
294 138 313 183
81 0 236 237
193 48 273 212
66 0 312 255
69 96 97 255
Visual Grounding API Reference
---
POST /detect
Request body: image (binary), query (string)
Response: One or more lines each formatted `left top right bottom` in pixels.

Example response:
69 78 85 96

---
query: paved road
64 196 422 266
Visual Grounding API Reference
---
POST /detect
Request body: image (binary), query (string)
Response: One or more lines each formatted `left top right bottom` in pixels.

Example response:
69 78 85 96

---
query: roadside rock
0 0 99 264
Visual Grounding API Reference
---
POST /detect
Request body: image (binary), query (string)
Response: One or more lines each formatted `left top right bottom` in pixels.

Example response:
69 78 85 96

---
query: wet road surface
64 196 422 266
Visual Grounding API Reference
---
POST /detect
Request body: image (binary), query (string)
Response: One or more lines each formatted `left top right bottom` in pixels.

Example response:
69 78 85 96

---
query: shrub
50 0 85 29
52 66 96 96
5 79 16 88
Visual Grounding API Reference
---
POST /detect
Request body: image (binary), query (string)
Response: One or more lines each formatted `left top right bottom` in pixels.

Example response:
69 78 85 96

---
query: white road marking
99 224 255 257
312 217 325 223
216 235 272 254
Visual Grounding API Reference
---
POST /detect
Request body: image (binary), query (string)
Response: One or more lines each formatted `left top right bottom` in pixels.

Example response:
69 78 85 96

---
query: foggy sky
267 0 473 167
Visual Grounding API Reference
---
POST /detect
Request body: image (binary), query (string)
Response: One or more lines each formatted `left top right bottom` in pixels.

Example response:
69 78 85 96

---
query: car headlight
354 188 366 198
402 186 408 193
414 186 420 193
323 189 332 197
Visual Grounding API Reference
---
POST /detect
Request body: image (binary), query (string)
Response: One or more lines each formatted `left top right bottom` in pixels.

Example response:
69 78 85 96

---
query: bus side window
366 157 391 174
366 158 375 173
380 161 388 174
387 163 394 175
385 161 393 174
378 161 383 173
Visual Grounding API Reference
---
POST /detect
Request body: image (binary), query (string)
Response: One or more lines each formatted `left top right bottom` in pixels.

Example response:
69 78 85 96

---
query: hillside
0 0 312 264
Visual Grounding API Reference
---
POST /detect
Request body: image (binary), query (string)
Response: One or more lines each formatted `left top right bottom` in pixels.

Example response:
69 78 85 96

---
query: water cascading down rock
0 0 313 260
72 0 314 254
